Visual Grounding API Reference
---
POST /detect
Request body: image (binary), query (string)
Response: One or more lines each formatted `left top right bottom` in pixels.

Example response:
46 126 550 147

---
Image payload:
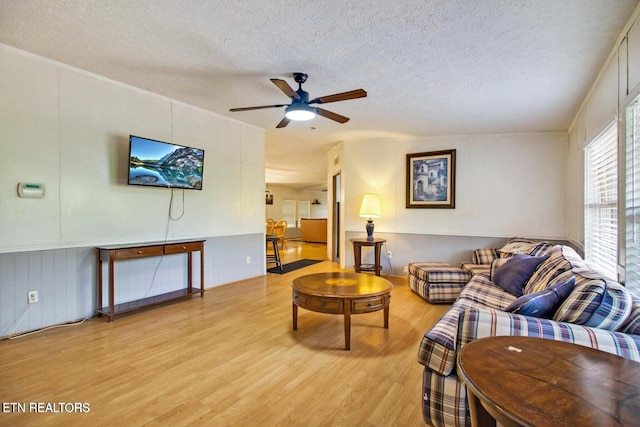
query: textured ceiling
1 0 637 190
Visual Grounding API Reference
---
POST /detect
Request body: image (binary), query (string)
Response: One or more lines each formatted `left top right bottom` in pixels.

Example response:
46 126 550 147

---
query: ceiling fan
229 72 367 128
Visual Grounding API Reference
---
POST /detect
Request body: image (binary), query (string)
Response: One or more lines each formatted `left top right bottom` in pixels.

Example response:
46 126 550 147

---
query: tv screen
128 135 204 190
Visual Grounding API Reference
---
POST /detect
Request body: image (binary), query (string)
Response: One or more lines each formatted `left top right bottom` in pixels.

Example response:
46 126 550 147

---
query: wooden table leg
353 243 362 273
374 242 382 276
108 256 115 322
344 314 351 350
200 244 205 296
383 306 389 328
97 253 103 317
467 390 496 427
292 303 298 330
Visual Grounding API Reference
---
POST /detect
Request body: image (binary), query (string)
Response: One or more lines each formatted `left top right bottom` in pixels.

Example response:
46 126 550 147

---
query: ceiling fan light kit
285 104 316 121
230 72 366 128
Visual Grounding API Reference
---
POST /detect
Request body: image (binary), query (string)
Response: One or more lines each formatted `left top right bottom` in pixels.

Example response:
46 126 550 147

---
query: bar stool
266 234 282 270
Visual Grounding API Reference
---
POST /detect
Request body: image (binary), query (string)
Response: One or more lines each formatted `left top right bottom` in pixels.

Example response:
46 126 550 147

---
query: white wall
0 45 266 336
343 133 568 238
335 133 568 273
0 45 265 252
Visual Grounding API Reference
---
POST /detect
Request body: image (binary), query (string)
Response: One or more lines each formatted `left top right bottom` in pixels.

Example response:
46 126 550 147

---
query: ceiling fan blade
276 117 290 128
310 89 367 104
315 108 349 124
229 104 286 112
271 79 300 100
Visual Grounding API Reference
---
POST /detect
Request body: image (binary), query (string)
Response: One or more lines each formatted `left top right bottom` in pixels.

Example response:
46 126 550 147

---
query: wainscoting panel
0 233 265 337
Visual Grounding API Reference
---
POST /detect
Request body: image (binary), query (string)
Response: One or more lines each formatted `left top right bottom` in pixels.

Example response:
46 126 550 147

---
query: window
282 199 295 227
296 200 310 228
585 121 618 279
626 95 640 295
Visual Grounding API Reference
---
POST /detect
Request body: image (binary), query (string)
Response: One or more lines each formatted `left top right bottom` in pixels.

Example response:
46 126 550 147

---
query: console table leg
344 314 351 350
292 303 298 330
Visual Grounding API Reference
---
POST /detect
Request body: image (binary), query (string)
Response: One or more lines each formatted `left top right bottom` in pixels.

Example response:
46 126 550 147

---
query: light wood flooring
0 241 449 426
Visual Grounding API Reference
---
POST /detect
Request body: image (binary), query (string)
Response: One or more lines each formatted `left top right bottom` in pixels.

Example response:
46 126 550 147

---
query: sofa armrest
471 248 498 265
457 307 640 361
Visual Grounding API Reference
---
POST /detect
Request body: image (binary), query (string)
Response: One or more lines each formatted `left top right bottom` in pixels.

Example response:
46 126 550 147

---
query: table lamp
359 193 381 241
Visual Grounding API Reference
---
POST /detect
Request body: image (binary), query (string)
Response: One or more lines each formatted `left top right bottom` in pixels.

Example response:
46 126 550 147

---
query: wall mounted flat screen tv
128 135 204 190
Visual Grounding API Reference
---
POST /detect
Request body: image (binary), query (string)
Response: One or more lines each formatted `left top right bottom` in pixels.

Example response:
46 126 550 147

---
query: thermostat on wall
17 182 45 198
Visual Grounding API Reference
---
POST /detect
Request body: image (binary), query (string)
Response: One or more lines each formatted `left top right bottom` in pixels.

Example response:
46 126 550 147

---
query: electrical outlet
246 256 251 264
28 291 38 304
403 266 408 274
387 251 392 259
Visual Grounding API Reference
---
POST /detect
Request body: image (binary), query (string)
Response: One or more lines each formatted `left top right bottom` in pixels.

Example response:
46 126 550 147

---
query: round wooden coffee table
458 336 640 427
291 272 392 350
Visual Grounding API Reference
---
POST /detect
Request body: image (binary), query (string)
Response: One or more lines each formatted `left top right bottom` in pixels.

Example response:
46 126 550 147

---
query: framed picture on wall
406 149 456 208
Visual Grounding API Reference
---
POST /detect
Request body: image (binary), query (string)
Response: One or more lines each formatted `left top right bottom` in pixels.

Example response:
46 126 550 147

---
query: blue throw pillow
505 277 576 318
493 254 549 297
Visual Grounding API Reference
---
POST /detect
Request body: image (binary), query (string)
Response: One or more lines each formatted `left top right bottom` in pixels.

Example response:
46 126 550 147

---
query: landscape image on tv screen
128 135 204 190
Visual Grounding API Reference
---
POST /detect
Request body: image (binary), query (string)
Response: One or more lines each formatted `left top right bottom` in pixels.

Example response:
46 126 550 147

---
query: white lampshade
359 193 381 218
285 105 316 121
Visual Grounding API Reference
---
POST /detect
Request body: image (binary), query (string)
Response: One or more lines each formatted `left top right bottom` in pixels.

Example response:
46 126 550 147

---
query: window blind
626 96 640 295
585 121 618 280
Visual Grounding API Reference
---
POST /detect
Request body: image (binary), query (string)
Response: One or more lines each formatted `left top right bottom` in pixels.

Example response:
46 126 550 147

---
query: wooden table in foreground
457 336 640 427
291 272 392 350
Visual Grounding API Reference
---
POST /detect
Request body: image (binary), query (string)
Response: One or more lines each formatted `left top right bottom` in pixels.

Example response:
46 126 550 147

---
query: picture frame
406 149 456 208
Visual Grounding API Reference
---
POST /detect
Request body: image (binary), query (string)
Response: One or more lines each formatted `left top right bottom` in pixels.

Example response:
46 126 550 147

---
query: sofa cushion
524 245 576 294
422 275 515 352
458 273 517 310
504 277 575 318
461 262 491 276
620 294 640 335
493 254 548 297
584 282 633 331
528 241 554 257
471 248 499 265
497 238 539 258
553 269 606 325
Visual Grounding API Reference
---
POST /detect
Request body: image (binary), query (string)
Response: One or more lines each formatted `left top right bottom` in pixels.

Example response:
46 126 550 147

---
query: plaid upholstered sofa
418 241 640 427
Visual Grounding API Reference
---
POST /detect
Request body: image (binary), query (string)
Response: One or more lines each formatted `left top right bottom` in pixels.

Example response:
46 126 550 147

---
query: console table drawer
164 241 203 254
114 245 164 260
352 296 386 313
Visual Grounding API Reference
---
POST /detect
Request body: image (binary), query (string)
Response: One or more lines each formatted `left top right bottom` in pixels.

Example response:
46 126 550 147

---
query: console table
96 239 205 321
